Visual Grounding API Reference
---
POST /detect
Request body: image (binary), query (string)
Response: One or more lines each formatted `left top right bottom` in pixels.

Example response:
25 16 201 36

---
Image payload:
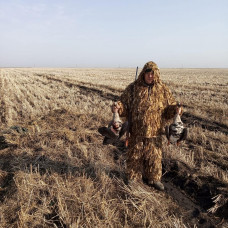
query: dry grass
0 67 227 227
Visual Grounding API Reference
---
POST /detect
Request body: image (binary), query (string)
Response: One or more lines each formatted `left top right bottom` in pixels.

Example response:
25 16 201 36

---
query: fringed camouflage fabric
118 61 179 182
126 137 163 181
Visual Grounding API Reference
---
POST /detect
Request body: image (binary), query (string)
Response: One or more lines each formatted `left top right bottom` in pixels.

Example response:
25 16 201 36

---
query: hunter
114 61 183 191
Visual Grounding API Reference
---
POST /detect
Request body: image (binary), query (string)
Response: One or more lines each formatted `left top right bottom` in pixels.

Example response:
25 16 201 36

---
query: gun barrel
135 66 138 81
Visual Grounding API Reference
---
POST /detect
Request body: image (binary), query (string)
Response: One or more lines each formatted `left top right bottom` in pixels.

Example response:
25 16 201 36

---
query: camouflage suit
118 61 177 183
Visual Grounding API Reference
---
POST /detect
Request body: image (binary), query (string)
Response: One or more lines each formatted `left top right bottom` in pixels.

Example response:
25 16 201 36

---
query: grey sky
0 0 227 68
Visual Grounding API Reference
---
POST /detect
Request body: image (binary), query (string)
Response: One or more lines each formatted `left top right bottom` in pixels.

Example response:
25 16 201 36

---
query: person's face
144 70 154 84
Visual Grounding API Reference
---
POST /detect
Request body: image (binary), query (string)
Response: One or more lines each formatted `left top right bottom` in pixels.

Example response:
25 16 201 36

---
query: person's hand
111 102 120 113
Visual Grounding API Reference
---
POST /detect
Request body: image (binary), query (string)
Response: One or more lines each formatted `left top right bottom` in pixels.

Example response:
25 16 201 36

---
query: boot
153 181 165 191
148 180 165 191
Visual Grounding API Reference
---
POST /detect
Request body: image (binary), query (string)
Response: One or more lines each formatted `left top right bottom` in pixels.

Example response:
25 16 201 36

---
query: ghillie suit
117 61 180 184
98 104 128 145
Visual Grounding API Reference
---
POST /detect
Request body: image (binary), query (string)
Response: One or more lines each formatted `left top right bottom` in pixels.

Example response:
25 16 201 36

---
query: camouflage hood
119 60 177 138
136 61 161 85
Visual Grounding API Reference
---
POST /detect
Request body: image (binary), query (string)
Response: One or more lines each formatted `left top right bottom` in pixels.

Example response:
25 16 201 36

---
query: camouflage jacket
118 61 178 138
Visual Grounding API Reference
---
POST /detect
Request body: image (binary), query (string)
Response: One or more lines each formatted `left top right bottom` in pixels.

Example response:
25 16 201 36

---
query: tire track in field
37 73 121 101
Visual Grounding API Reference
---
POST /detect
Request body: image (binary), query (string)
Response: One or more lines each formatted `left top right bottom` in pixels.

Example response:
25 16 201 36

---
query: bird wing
165 125 170 140
179 128 188 141
103 137 115 145
118 121 128 139
98 127 117 139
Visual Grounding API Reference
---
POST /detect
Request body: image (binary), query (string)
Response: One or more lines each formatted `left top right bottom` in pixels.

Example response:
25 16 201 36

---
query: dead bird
98 102 128 145
165 104 188 146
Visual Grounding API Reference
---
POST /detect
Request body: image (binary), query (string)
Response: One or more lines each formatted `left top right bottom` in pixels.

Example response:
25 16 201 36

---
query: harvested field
0 68 227 227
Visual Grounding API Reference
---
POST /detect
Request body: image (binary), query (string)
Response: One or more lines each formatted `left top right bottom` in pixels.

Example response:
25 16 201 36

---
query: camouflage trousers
127 136 162 182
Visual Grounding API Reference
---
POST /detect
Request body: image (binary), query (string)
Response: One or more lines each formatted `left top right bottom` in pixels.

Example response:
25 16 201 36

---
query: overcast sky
0 0 227 68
